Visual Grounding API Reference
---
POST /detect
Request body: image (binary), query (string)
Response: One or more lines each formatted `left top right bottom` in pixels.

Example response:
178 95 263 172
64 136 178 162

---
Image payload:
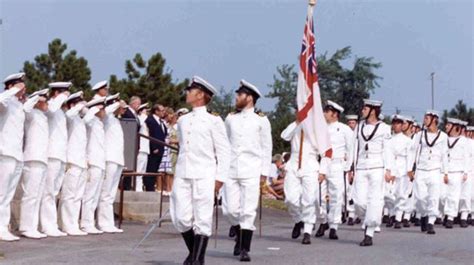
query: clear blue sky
1 0 472 121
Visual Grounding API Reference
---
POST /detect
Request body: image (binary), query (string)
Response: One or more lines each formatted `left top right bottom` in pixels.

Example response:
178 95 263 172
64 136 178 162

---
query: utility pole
430 72 435 109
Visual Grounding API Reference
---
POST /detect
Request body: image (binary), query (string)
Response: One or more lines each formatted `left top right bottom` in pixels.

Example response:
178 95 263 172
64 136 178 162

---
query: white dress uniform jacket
47 94 68 162
225 108 272 179
66 103 87 169
174 106 230 182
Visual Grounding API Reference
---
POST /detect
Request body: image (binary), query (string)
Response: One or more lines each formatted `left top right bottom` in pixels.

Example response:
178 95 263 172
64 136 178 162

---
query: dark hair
152 104 164 114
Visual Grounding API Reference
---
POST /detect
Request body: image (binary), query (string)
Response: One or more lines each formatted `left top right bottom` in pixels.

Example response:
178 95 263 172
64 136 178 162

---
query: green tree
442 100 474 126
208 87 234 119
110 53 188 109
23 38 91 94
266 64 298 154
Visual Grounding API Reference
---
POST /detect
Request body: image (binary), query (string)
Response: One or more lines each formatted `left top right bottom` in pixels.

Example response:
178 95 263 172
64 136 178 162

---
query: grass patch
262 198 287 211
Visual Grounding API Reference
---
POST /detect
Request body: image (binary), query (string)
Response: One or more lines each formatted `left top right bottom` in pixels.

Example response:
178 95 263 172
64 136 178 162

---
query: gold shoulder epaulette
257 111 266 117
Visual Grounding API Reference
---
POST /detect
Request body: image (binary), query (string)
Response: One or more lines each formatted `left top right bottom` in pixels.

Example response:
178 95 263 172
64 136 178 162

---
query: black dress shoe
229 225 240 238
302 233 311 245
386 216 394 228
414 218 421 226
315 223 328 237
435 217 442 225
239 230 253 262
329 229 338 240
291 221 304 239
445 220 453 229
427 224 436 234
347 217 354 226
420 217 428 232
402 219 410 228
359 235 373 246
355 218 361 224
453 216 460 225
382 215 389 224
393 222 402 229
460 220 468 228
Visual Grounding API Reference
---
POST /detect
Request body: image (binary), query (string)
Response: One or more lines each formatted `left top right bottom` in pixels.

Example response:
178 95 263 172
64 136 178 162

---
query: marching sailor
407 110 448 235
318 100 353 239
345 114 359 225
386 115 414 229
223 80 272 261
351 99 392 246
443 118 470 228
170 76 230 265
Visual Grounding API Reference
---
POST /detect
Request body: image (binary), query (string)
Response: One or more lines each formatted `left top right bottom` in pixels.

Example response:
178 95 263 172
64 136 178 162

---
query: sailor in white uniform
40 81 71 237
223 80 272 261
170 76 230 265
58 91 88 236
0 73 27 241
16 89 50 239
407 110 448 235
351 99 392 246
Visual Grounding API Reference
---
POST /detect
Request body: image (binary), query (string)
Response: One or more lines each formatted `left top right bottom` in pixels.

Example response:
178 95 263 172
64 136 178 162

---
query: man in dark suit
120 96 141 190
144 104 168 191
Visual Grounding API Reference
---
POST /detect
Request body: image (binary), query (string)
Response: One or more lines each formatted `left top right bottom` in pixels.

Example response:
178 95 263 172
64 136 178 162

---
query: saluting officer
40 81 71 237
223 80 272 261
81 96 107 234
0 73 26 241
97 94 126 233
170 76 230 265
59 91 88 236
16 89 49 239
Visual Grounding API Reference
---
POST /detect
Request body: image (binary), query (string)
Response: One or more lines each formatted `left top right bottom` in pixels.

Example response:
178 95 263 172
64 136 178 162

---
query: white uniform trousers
458 174 471 219
383 180 396 217
135 152 147 192
413 169 441 223
345 175 356 218
16 161 47 233
438 174 448 217
97 162 123 229
40 158 66 232
170 177 215 236
0 156 23 233
325 162 344 229
393 176 413 221
353 168 384 228
80 166 105 230
444 172 464 219
284 169 317 233
316 179 328 223
223 177 260 231
58 164 87 232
